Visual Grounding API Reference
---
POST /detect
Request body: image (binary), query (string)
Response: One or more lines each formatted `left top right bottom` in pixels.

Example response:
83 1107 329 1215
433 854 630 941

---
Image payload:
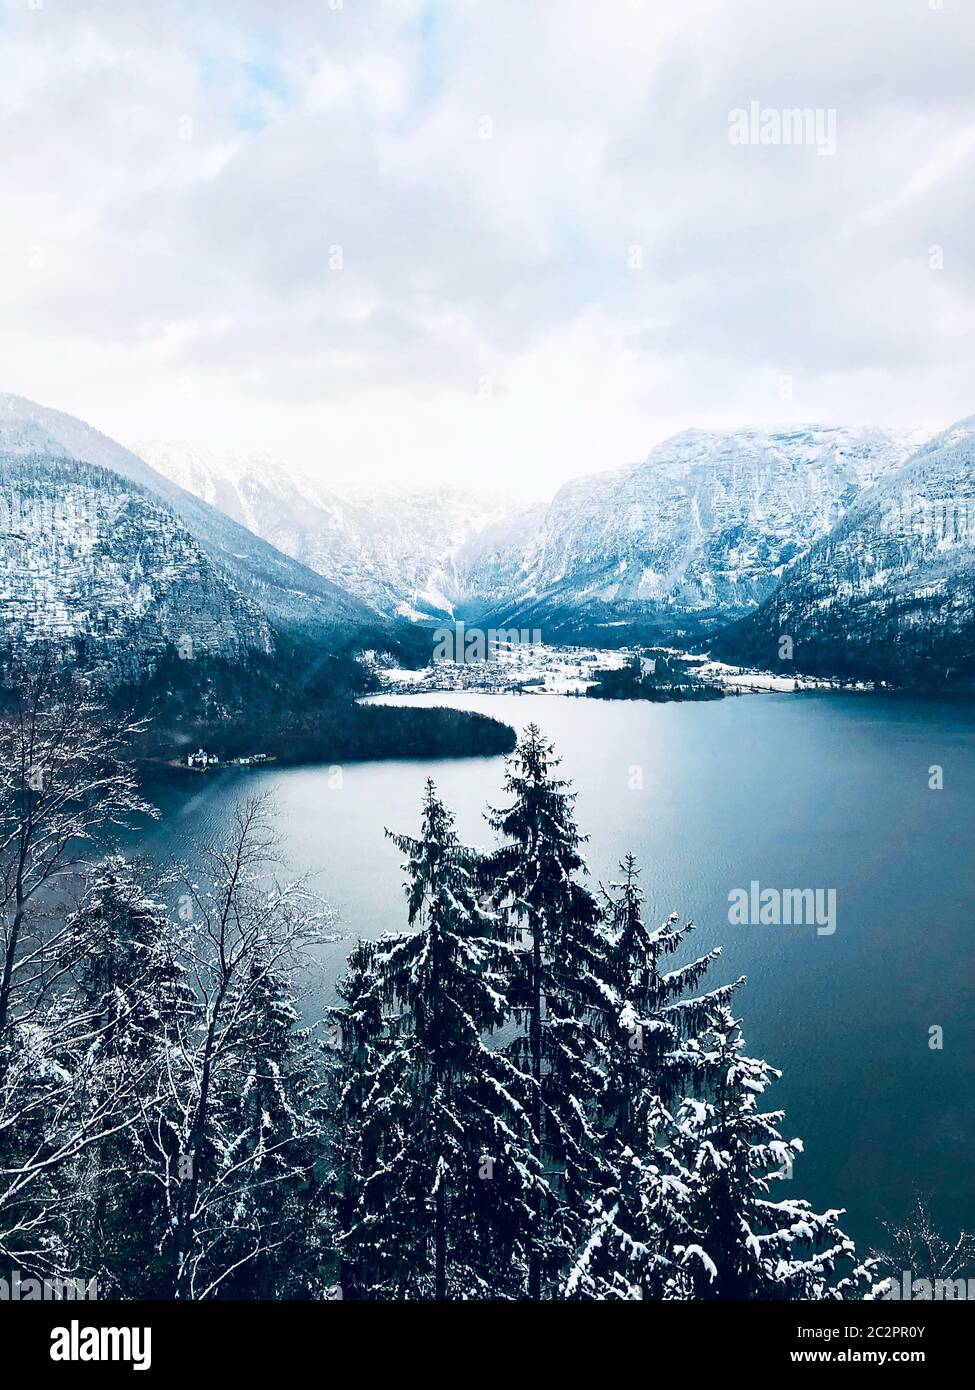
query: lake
131 689 975 1253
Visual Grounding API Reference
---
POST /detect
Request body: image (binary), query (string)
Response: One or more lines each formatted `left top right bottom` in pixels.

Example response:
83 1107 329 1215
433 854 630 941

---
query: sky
2 0 975 499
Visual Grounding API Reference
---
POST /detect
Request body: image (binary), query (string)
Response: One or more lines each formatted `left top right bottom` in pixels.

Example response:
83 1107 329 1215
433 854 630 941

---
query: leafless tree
0 1001 156 1271
0 663 156 1269
0 661 155 1041
0 671 330 1294
871 1195 975 1296
135 796 331 1299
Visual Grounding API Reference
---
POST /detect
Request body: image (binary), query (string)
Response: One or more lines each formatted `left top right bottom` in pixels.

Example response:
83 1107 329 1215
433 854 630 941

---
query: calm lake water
130 690 975 1252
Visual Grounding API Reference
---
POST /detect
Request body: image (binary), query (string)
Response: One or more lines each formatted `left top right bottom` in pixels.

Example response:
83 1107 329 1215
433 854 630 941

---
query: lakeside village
169 625 873 768
167 749 276 774
369 622 869 698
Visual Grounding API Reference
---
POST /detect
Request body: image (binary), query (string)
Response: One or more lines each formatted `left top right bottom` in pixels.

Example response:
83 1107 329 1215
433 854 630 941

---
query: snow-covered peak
460 424 922 638
129 425 924 636
0 395 377 645
713 417 975 686
133 441 518 620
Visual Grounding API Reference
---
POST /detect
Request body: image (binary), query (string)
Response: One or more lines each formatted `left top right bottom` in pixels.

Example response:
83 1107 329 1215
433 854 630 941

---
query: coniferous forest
0 671 885 1301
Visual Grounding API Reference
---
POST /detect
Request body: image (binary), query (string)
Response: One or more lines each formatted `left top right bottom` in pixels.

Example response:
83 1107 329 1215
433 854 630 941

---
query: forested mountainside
0 394 382 647
0 397 505 761
0 454 271 682
711 419 975 689
8 390 975 692
458 426 914 643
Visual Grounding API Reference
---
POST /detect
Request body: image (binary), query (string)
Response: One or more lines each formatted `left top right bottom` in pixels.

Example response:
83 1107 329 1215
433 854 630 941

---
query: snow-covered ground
375 642 630 696
372 642 858 697
690 659 854 692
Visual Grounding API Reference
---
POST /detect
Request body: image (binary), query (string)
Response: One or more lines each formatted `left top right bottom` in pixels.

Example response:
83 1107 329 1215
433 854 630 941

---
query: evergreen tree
599 859 737 1142
669 1004 875 1299
54 857 197 1295
335 781 535 1298
327 940 386 1300
566 859 739 1300
485 725 612 1298
199 957 330 1299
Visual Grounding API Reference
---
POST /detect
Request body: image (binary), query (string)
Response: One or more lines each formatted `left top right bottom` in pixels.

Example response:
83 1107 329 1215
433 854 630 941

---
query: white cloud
1 0 974 498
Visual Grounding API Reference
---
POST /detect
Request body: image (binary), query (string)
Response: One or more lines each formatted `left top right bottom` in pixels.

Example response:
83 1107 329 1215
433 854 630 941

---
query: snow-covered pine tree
566 858 740 1300
599 857 738 1142
209 958 330 1299
336 780 535 1298
484 725 612 1298
327 939 387 1300
52 857 198 1295
670 1003 874 1299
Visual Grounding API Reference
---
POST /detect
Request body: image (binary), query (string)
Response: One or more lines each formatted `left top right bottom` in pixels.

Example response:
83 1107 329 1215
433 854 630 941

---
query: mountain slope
134 440 518 621
459 426 915 641
710 420 975 688
137 427 913 640
0 395 378 646
0 452 272 682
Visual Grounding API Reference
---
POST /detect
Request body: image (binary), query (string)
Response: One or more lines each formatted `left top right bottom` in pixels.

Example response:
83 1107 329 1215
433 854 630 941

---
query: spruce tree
566 859 739 1300
485 725 612 1298
335 781 535 1298
204 958 330 1299
670 1003 875 1299
327 939 386 1300
53 857 197 1296
599 858 737 1141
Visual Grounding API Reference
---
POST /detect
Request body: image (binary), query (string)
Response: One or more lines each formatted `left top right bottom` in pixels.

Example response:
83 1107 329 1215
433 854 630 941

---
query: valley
2 392 974 721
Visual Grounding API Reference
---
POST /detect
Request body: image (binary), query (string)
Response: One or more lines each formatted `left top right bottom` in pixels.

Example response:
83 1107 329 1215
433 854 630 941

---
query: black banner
5 1297 965 1375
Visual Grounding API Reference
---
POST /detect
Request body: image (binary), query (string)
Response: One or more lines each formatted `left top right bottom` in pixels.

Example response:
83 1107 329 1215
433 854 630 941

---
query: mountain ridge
710 418 975 688
133 439 520 622
9 393 972 693
0 449 273 682
455 424 919 642
136 424 918 642
0 394 380 648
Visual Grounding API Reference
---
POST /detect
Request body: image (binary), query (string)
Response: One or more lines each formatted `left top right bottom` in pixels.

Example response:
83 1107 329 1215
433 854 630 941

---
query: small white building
187 748 220 769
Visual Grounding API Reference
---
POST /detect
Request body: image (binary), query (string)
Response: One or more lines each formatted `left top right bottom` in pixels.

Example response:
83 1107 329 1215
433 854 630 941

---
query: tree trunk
0 898 24 1048
528 921 542 1301
435 1179 447 1300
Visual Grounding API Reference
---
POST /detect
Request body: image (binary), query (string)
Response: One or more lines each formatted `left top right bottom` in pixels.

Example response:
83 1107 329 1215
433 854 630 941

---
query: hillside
711 419 975 688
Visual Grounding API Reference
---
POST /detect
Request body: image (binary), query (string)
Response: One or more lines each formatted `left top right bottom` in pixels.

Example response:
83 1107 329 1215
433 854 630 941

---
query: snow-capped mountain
0 449 271 682
457 426 917 641
4 397 939 687
137 427 915 639
0 396 379 651
711 418 975 687
134 441 518 621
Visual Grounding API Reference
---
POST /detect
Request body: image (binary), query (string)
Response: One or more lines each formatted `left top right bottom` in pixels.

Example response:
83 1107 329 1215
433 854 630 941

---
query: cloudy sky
2 0 974 498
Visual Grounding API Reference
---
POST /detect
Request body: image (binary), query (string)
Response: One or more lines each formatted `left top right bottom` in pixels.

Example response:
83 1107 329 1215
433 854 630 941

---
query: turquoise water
130 690 975 1251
